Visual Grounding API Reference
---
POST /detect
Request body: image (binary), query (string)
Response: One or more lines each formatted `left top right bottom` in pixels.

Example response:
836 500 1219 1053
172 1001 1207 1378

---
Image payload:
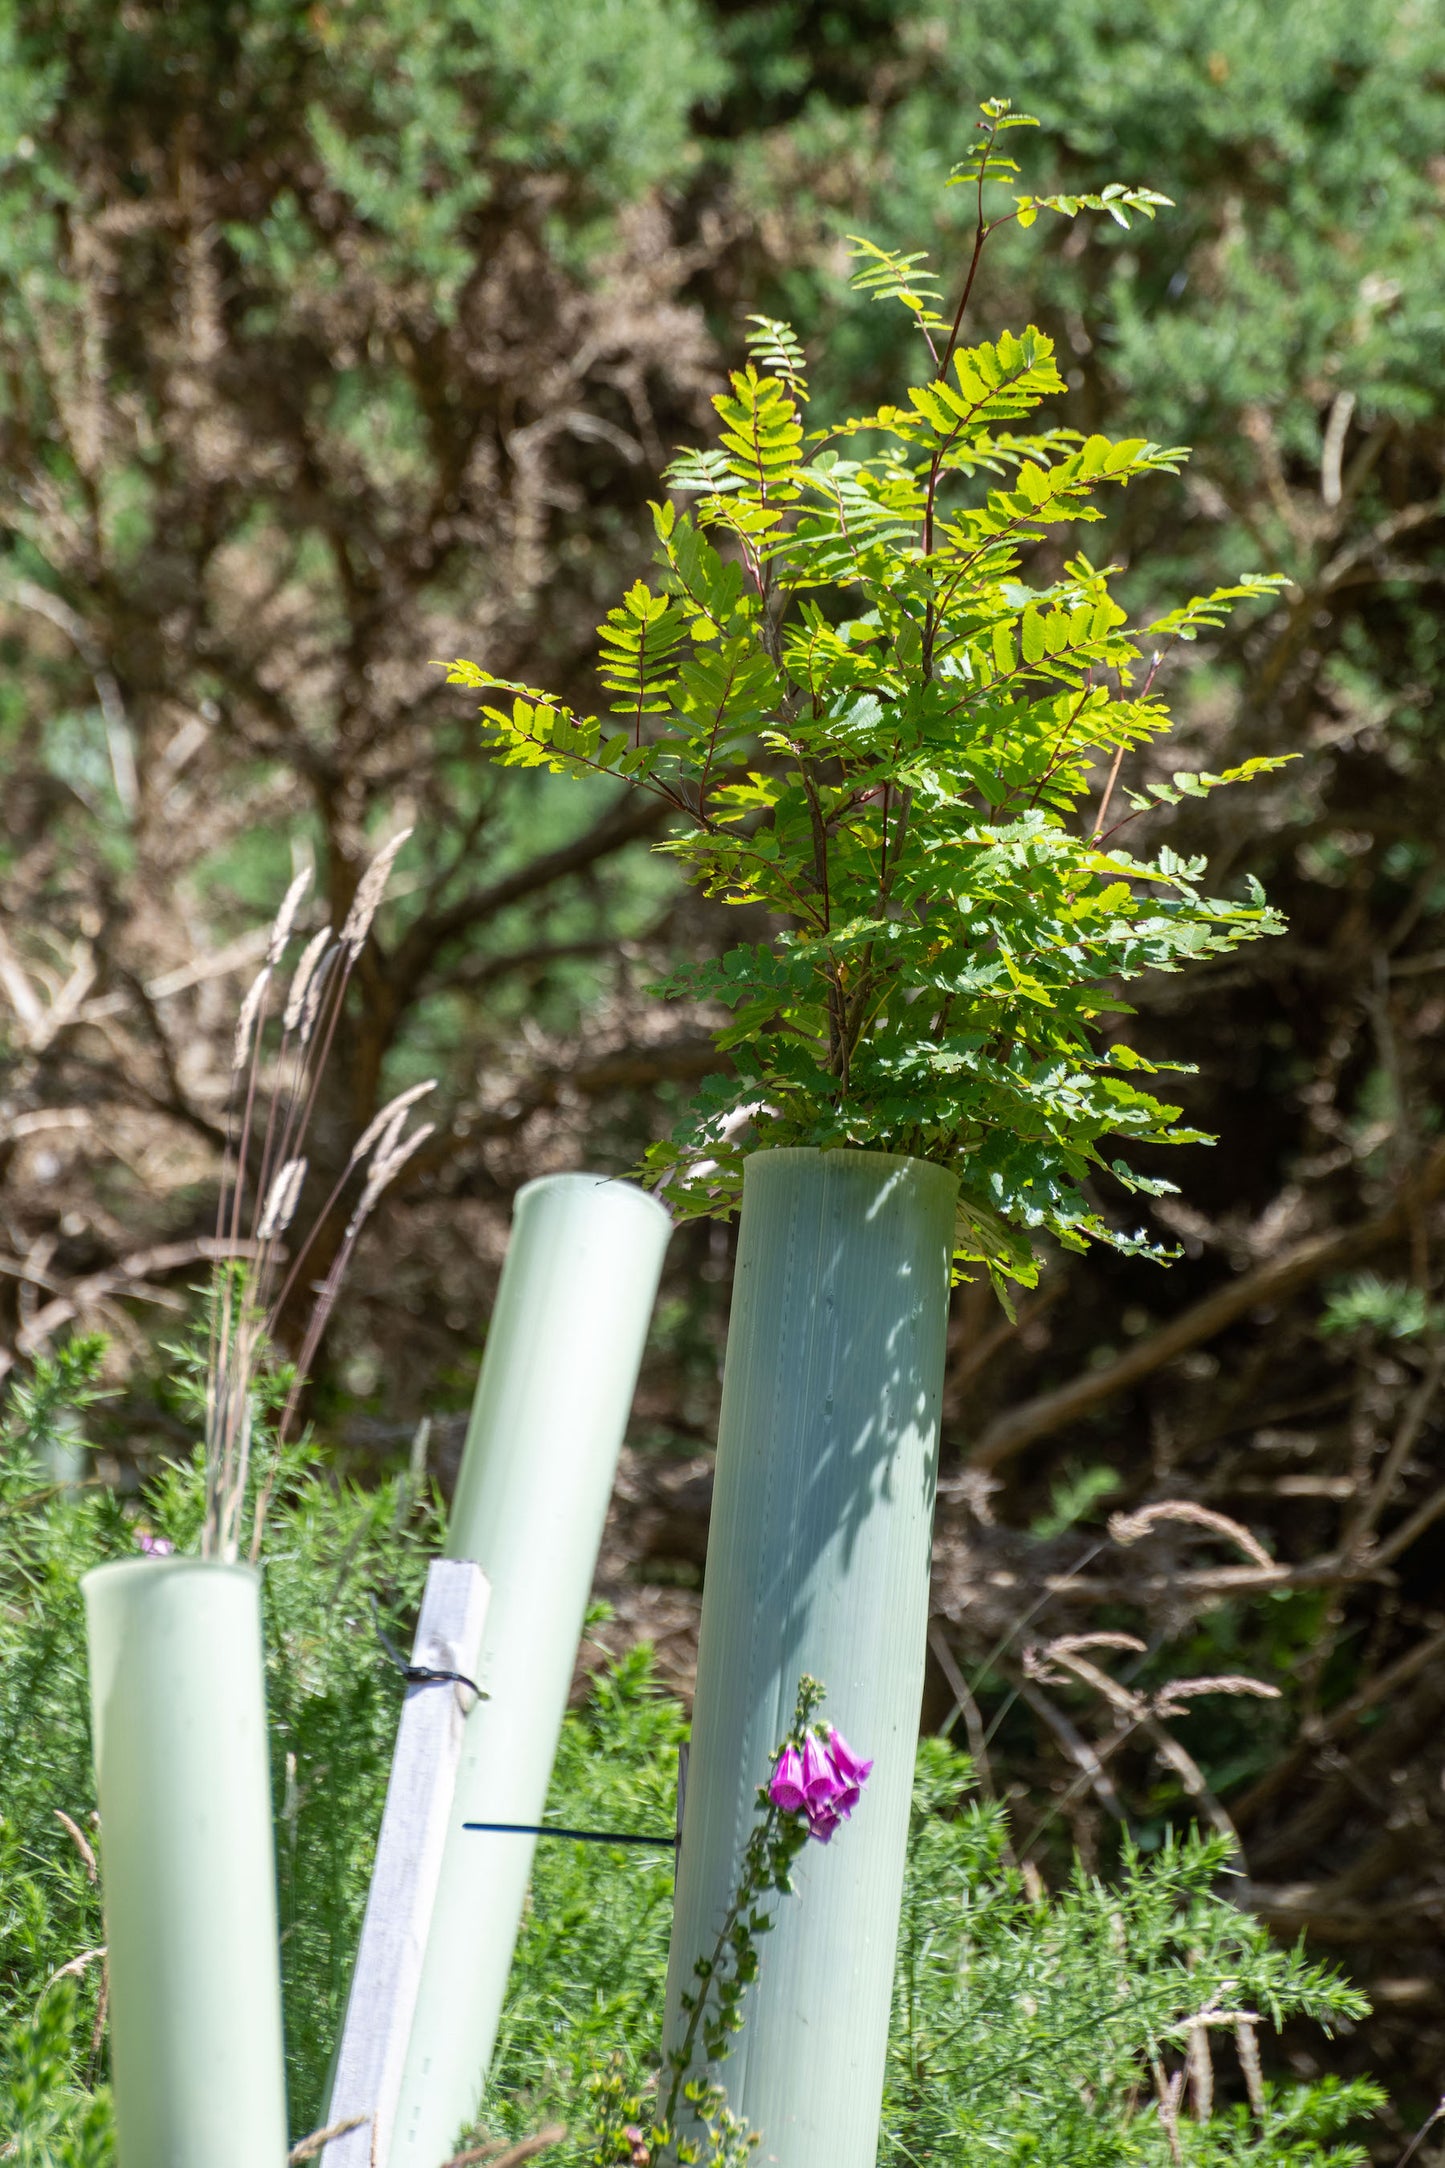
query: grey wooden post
322 1559 490 2168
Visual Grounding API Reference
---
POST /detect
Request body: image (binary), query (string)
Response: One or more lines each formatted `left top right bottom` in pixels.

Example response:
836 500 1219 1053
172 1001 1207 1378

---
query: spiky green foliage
4 1354 1377 2165
476 1712 1380 2167
884 1742 1379 2166
0 1341 440 2151
0 1341 122 2158
0 1981 113 2168
446 105 1289 1291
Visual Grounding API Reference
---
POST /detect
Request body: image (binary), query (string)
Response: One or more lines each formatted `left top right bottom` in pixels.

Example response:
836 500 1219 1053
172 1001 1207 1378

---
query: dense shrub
2 1352 1380 2163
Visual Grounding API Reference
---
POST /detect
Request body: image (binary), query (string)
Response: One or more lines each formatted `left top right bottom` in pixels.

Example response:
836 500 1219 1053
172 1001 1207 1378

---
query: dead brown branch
970 1147 1445 1469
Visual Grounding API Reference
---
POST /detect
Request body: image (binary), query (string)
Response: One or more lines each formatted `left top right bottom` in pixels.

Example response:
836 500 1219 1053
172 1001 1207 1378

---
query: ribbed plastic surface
83 1558 288 2168
390 1173 671 2168
661 1147 956 2168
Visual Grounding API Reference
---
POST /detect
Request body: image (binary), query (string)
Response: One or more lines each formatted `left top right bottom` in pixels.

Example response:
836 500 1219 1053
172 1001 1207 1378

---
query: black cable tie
464 1821 677 1849
404 1661 486 1697
371 1594 487 1702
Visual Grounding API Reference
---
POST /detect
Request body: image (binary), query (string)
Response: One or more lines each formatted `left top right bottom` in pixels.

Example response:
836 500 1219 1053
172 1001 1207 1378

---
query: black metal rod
463 1821 677 1849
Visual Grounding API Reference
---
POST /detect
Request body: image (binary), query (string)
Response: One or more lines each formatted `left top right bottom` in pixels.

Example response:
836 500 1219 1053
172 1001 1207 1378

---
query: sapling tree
445 98 1289 1296
446 99 1295 2166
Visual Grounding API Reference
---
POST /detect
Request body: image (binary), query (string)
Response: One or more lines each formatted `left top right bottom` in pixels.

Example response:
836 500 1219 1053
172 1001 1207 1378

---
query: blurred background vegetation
2 0 1444 2148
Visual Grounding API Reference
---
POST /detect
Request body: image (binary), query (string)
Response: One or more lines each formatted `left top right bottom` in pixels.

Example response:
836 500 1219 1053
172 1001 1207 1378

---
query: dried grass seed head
257 1155 308 1241
297 945 340 1046
266 866 313 966
1046 1632 1148 1659
232 965 271 1072
1109 1500 1273 1570
349 1079 436 1165
347 1119 434 1236
284 926 332 1032
1152 1674 1282 1716
340 827 412 958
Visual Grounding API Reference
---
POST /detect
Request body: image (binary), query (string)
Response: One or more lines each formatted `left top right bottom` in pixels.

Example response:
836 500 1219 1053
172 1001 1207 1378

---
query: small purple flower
136 1532 174 1556
800 1731 841 1813
768 1744 808 1815
769 1720 873 1842
823 1726 873 1814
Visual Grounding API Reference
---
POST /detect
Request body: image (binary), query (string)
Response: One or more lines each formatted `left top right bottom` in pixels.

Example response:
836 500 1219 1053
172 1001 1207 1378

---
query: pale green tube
662 1147 956 2168
83 1557 288 2168
389 1173 671 2168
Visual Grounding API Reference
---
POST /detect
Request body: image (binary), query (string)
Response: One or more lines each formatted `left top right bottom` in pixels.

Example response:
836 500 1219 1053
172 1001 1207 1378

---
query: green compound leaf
446 121 1290 1289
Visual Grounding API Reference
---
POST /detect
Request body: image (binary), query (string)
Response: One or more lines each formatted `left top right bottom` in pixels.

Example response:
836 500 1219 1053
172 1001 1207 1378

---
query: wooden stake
323 1559 490 2168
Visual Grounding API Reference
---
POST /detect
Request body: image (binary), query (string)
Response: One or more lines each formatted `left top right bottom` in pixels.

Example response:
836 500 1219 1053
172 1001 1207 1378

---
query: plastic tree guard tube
389 1173 671 2168
83 1557 289 2168
661 1147 956 2168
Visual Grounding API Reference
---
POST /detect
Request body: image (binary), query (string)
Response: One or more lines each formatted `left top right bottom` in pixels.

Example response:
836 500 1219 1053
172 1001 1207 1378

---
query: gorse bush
0 1340 440 2150
486 1721 1380 2168
0 1980 113 2168
0 1345 117 2161
447 103 1290 1293
885 1745 1378 2168
3 1353 1379 2165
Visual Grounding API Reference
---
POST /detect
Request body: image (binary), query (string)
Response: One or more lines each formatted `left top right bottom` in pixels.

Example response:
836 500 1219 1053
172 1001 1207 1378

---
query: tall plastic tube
83 1557 288 2168
662 1147 956 2168
389 1173 671 2168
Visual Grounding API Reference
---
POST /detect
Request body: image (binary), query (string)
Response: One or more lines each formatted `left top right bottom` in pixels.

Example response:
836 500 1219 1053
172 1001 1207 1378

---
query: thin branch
970 1144 1445 1468
437 2126 567 2168
389 793 670 988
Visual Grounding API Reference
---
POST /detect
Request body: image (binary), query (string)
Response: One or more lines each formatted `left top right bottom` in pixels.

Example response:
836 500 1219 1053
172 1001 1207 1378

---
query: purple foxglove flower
824 1727 873 1788
801 1730 844 1812
823 1726 873 1816
768 1744 809 1816
807 1804 842 1844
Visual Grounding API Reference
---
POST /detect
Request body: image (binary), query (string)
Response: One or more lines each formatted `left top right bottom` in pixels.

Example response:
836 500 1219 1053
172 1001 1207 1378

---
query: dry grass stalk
1108 1500 1274 1570
1150 2057 1186 2168
341 829 411 956
54 1807 98 1881
1234 2016 1265 2121
1046 1632 1146 1660
1393 2096 1445 2168
349 1080 435 1166
42 1945 106 1990
437 2125 566 2168
231 966 271 1074
271 1117 435 1470
1151 1675 1281 1717
257 1157 308 1243
1021 1638 1277 1852
286 2113 368 2163
199 833 433 1563
1187 2022 1213 2123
